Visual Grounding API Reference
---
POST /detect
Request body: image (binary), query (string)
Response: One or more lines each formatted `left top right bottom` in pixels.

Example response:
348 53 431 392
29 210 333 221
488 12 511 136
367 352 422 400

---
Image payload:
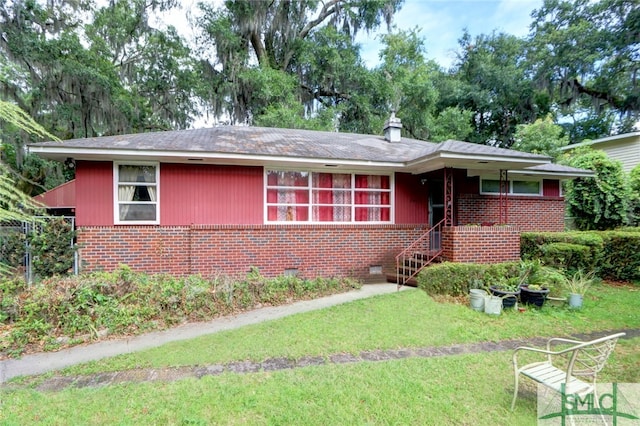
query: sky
355 0 543 68
157 0 543 70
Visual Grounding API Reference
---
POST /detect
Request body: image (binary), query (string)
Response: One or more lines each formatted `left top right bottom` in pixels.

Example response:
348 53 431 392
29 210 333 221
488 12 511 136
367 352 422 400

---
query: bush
522 229 640 282
0 265 361 357
416 261 520 296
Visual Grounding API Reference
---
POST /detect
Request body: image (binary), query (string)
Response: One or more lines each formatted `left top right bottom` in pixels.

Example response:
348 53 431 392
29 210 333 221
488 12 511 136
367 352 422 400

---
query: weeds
0 265 361 357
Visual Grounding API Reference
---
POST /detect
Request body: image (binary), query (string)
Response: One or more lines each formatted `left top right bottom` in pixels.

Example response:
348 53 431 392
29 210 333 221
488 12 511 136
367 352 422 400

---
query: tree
629 164 640 226
0 100 55 222
528 0 640 134
564 148 632 230
448 31 547 147
512 115 569 160
1 0 198 144
196 0 403 126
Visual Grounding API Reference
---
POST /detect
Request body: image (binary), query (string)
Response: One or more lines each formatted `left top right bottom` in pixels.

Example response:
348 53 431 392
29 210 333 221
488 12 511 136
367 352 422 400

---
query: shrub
0 265 361 356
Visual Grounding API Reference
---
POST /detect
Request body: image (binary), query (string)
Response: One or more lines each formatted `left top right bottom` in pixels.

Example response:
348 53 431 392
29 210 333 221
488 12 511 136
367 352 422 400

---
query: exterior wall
74 162 427 226
395 173 428 224
75 161 113 226
456 194 565 231
599 138 640 173
161 164 263 225
441 225 521 264
77 224 428 280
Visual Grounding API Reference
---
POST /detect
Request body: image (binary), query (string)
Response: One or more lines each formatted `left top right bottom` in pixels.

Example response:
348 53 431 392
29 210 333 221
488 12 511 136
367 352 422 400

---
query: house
28 118 592 283
560 132 640 173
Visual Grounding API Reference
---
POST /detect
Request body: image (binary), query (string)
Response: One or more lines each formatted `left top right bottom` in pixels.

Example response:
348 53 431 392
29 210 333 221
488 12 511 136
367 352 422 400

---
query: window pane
513 180 540 194
118 165 156 183
312 173 350 188
119 204 156 221
312 189 351 204
267 171 308 187
313 206 351 222
481 179 500 193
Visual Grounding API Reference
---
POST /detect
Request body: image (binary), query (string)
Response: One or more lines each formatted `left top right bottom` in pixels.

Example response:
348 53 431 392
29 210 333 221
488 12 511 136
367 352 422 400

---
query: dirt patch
13 328 637 393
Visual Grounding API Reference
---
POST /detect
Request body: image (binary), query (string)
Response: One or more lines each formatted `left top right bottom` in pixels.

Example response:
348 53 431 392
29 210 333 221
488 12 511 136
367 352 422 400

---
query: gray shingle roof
29 125 592 176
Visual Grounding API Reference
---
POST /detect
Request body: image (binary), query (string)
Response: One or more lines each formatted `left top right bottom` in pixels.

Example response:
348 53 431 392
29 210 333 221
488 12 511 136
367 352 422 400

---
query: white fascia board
28 146 404 170
508 169 595 179
406 151 549 169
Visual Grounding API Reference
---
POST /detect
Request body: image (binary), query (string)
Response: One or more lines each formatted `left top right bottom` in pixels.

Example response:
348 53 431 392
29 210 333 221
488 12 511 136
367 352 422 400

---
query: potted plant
566 269 594 309
489 276 520 308
519 263 558 308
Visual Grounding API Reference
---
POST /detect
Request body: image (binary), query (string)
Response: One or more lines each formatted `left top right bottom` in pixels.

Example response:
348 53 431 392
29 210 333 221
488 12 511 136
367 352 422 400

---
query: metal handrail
395 218 445 288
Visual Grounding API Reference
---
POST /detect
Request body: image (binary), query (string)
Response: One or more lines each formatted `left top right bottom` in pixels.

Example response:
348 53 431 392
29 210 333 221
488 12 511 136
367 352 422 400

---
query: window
114 163 159 224
481 178 541 196
266 170 392 223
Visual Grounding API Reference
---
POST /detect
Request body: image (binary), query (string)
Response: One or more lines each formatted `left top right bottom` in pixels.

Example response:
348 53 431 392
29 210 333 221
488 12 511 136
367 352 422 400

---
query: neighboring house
29 117 592 283
34 179 76 216
560 132 640 173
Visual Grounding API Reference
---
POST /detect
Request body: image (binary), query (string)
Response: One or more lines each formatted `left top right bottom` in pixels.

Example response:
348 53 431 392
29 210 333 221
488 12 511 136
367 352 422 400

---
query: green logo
538 383 639 425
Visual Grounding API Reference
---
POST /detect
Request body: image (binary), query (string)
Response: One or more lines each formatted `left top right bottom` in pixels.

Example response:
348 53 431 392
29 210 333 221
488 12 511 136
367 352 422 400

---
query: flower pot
520 285 550 308
469 289 487 312
489 286 520 308
568 293 583 309
484 295 502 315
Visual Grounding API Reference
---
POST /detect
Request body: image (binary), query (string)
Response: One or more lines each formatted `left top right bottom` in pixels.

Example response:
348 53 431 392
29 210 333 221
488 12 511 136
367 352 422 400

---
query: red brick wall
77 224 428 280
441 225 521 264
457 194 565 231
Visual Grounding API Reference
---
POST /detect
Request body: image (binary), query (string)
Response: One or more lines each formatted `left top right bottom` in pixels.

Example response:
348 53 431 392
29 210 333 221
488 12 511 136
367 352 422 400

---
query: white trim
113 161 160 225
264 168 395 224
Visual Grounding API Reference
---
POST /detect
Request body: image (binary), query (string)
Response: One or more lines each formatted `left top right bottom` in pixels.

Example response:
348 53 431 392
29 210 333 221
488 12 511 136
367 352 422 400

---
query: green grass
57 282 640 375
1 283 639 425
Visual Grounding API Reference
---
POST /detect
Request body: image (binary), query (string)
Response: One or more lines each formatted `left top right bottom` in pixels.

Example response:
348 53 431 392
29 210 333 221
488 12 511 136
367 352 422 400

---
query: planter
520 285 550 308
469 289 487 312
484 295 503 315
546 296 567 307
568 293 584 309
489 286 520 308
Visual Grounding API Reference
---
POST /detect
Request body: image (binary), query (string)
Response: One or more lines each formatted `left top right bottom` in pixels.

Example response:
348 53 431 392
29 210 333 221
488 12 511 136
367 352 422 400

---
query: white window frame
264 169 394 224
113 161 160 225
480 177 542 196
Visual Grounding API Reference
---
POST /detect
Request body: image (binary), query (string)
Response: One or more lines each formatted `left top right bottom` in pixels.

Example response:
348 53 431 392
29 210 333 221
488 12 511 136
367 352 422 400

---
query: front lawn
1 283 639 425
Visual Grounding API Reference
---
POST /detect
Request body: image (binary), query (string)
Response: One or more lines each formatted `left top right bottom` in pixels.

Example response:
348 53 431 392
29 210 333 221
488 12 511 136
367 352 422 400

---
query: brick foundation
441 225 521 264
77 224 428 280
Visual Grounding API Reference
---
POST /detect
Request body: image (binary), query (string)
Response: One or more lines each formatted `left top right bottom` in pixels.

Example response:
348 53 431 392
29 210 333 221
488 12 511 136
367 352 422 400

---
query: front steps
387 251 443 287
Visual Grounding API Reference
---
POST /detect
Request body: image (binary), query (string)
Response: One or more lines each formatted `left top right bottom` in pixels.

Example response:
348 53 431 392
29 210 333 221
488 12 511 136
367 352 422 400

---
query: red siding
34 179 76 208
394 173 428 224
543 179 560 197
75 161 113 226
161 164 263 225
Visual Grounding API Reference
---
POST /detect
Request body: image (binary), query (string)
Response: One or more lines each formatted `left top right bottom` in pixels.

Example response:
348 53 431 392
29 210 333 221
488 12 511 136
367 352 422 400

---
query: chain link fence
0 216 77 283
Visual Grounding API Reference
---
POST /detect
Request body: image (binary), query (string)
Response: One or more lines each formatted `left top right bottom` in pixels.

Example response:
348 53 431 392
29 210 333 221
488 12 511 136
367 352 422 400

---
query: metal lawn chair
511 332 625 410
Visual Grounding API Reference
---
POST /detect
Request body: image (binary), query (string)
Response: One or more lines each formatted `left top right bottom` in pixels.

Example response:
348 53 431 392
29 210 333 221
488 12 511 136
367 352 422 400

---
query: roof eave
27 146 405 171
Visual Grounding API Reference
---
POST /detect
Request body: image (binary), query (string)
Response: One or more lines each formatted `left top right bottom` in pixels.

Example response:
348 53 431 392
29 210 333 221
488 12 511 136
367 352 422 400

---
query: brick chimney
384 111 402 143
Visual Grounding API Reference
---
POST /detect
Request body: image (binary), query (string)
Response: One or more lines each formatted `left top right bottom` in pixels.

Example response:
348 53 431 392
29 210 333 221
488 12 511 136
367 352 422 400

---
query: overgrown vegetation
0 265 361 357
0 217 76 279
521 228 640 281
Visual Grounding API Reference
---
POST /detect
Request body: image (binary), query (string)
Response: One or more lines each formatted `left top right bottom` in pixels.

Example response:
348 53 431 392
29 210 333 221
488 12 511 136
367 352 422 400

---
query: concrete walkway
0 283 405 383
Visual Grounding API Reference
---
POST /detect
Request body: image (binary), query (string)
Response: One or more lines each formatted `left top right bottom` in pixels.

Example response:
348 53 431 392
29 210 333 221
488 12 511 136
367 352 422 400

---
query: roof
28 125 591 177
560 132 640 151
33 179 76 209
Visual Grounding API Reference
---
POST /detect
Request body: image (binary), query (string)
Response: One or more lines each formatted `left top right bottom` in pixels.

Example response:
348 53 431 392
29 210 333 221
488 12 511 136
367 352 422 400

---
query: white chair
511 332 625 410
